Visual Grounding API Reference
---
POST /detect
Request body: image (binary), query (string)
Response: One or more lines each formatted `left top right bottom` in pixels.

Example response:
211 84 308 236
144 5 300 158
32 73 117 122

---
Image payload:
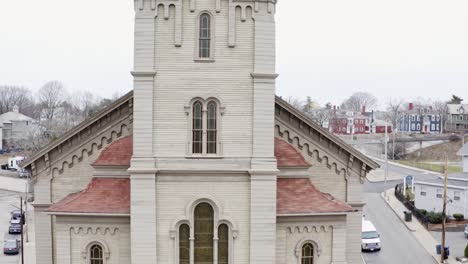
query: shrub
427 212 444 224
419 209 427 215
465 244 468 258
453 214 464 221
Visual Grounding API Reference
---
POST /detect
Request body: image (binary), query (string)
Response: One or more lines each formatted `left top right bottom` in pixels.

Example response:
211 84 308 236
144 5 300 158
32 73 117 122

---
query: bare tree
38 81 65 121
286 96 304 110
341 92 378 112
0 85 34 115
385 98 405 128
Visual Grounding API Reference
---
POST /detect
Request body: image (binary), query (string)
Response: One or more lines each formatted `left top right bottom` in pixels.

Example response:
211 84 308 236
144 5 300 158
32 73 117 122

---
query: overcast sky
1 0 468 109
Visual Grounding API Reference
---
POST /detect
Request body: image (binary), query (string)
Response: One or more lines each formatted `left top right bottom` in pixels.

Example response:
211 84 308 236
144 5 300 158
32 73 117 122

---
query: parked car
464 225 468 238
362 219 381 251
11 210 23 225
8 224 21 234
3 239 20 255
18 169 29 178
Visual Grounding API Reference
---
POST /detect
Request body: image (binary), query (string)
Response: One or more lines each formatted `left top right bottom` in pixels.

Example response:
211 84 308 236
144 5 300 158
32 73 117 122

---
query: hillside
404 136 467 162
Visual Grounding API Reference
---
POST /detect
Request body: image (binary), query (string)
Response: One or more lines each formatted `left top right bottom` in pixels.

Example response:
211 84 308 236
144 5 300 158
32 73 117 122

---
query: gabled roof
0 111 34 123
22 91 133 169
277 178 354 215
275 96 379 170
458 143 468 156
47 178 130 215
447 104 468 115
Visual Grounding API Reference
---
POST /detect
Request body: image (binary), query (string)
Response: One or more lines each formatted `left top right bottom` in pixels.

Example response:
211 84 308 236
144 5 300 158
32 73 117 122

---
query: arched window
89 244 104 264
301 243 314 264
199 13 211 58
194 203 214 263
206 101 217 154
218 224 229 264
192 101 203 154
179 224 190 264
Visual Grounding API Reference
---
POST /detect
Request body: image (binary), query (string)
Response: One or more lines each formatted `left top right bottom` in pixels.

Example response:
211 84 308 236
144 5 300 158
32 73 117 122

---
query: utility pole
441 156 448 263
384 121 389 198
20 196 24 264
392 126 396 160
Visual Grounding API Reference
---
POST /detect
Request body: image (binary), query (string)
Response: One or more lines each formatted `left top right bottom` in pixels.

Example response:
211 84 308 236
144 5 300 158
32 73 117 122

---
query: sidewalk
19 202 36 264
381 189 459 264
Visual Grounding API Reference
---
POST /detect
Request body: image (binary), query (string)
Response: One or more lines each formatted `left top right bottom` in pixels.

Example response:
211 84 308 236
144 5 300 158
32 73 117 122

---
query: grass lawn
396 160 462 173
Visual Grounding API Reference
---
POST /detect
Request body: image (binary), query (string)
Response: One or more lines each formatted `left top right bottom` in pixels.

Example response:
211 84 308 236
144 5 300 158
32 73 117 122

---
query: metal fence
394 183 429 228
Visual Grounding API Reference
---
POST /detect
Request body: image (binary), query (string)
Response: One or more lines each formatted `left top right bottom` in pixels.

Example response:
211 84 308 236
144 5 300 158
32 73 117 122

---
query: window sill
194 58 215 63
185 155 224 159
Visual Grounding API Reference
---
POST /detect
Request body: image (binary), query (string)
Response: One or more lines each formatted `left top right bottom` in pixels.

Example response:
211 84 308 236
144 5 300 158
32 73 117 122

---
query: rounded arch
80 239 110 261
294 238 322 259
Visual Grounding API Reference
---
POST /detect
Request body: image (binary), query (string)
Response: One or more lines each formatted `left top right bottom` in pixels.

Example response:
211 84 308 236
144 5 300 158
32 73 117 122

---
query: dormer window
199 13 211 59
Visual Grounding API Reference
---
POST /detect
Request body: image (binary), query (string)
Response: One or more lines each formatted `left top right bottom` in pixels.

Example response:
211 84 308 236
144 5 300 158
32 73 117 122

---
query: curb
379 191 416 232
370 156 441 175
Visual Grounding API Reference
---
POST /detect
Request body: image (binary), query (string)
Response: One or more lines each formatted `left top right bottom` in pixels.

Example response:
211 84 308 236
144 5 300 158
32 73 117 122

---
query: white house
22 1 379 264
414 174 468 217
458 143 468 173
0 105 38 148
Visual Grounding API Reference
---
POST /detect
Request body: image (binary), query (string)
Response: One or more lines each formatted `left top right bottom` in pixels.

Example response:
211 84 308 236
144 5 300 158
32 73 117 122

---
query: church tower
130 0 278 263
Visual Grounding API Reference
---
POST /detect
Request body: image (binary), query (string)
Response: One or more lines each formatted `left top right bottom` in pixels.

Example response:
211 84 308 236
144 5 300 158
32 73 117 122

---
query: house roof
47 178 130 215
48 177 352 216
447 104 468 115
277 178 354 215
274 138 310 168
457 143 468 156
92 136 132 167
92 135 309 168
415 173 468 189
0 111 34 124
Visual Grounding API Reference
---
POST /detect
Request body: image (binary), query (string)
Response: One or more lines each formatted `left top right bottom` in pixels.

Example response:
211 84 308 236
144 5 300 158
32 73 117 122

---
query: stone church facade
23 0 378 263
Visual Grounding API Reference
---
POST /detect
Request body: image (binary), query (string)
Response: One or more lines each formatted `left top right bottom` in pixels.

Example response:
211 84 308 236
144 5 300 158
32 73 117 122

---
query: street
362 162 439 264
0 189 22 263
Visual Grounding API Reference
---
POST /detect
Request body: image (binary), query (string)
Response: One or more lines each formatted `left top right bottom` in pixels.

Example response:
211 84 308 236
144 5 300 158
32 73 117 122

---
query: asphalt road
0 189 22 263
430 230 467 259
362 162 438 264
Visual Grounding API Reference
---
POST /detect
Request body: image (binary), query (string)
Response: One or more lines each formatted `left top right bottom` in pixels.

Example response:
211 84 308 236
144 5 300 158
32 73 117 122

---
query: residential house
22 1 378 264
0 105 38 148
414 144 468 217
330 108 370 135
446 104 468 132
399 103 442 134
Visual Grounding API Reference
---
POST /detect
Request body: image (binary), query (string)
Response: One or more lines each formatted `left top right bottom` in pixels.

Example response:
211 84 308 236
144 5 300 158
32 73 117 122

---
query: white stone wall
155 174 251 264
54 216 130 264
276 216 347 264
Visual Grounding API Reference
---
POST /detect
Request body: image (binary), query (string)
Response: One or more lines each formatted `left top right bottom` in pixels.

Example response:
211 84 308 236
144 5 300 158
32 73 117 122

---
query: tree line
0 81 118 150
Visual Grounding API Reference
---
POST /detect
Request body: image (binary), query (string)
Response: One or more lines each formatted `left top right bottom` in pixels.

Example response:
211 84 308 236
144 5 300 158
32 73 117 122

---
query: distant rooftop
415 173 468 188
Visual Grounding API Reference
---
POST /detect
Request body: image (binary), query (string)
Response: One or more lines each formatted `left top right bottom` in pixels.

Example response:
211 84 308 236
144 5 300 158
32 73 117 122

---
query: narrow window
193 101 203 154
301 243 314 264
179 224 190 264
218 224 229 264
199 14 211 58
89 244 103 264
194 203 214 264
206 101 217 154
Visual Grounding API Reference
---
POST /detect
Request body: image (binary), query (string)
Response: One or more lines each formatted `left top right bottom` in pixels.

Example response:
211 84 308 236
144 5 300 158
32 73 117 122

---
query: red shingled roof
277 178 354 215
92 136 309 168
47 178 130 214
274 138 310 167
92 136 132 166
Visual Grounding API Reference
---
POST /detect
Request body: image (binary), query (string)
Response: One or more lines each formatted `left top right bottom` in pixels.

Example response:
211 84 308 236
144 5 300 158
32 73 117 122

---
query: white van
362 219 381 251
7 156 26 171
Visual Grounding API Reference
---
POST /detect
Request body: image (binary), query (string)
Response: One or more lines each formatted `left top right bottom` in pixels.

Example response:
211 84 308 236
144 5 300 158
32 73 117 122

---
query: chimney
409 103 414 111
362 105 366 115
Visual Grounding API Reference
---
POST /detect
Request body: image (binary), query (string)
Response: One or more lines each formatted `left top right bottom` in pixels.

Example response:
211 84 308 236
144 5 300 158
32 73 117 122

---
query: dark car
3 240 20 255
8 224 21 234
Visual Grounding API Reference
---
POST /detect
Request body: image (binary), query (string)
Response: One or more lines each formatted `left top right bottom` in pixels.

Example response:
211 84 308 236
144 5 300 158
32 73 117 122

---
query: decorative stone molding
294 238 322 259
71 227 119 236
287 225 334 234
80 239 111 261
